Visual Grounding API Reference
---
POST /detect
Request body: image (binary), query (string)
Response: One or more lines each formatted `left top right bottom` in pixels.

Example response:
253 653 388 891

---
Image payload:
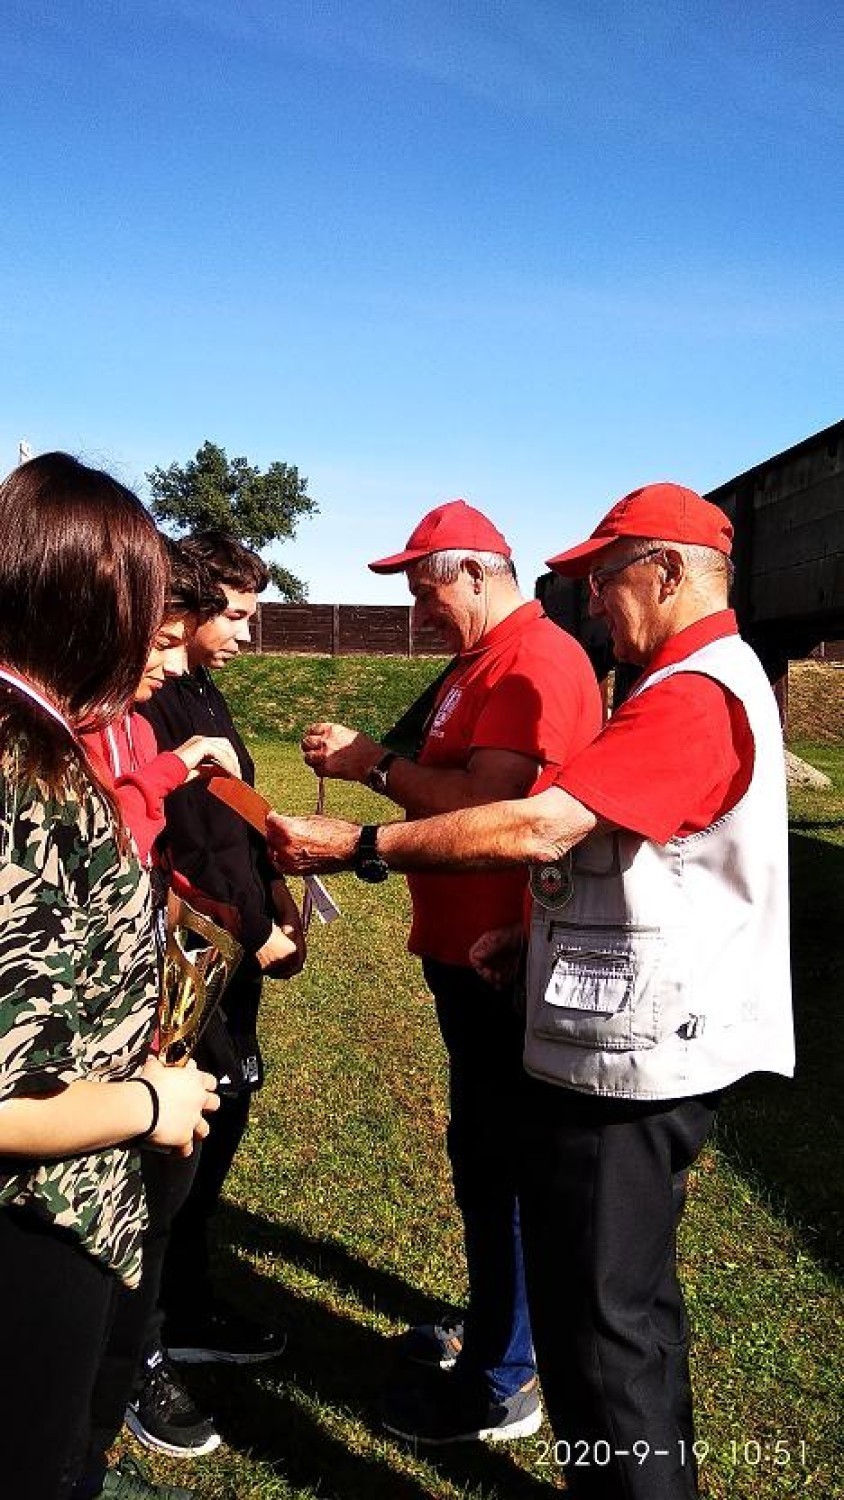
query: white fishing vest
524 634 794 1099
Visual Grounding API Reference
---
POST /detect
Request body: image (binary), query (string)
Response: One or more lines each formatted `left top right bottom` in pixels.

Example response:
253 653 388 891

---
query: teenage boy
76 540 237 1500
133 531 304 1459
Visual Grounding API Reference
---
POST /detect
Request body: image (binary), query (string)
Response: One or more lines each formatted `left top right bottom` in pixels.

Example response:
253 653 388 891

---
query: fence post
407 606 413 656
254 601 263 655
332 604 340 656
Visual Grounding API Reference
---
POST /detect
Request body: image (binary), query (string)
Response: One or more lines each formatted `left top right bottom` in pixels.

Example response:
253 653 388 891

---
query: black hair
177 530 270 596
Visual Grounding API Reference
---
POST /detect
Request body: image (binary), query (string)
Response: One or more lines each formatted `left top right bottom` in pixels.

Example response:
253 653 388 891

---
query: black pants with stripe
518 1078 718 1500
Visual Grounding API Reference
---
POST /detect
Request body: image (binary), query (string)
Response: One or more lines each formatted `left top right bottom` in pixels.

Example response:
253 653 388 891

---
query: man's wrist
365 750 398 795
353 824 389 882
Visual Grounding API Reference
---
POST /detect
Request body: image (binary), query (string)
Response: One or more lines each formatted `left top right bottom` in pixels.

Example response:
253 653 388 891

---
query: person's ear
462 557 485 593
659 548 685 597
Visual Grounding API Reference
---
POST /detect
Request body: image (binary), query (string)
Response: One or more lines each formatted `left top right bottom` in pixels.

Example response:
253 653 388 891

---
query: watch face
355 826 389 883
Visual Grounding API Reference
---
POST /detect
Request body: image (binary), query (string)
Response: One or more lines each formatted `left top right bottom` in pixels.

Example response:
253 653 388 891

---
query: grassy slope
221 655 450 743
140 657 844 1499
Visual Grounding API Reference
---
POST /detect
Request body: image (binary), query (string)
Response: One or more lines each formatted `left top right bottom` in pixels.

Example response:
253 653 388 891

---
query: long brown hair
0 452 168 800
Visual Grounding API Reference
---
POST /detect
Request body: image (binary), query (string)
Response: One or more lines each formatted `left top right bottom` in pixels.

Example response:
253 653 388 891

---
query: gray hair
628 537 734 590
411 549 516 584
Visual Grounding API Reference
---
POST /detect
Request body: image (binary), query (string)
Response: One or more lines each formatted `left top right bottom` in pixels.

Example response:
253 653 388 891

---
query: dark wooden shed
537 418 844 713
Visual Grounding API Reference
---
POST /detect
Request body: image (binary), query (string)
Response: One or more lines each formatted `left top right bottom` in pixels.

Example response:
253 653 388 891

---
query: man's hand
301 722 381 782
267 813 361 874
469 924 525 989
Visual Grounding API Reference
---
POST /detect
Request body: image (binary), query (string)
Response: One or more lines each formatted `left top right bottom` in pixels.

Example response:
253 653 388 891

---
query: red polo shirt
408 599 602 964
546 610 757 843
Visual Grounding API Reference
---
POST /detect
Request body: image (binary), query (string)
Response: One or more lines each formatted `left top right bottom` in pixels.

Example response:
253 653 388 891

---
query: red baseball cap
369 499 511 574
546 483 734 576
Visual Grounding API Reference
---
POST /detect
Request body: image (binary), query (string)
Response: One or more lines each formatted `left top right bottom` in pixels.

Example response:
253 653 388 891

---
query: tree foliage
146 440 317 601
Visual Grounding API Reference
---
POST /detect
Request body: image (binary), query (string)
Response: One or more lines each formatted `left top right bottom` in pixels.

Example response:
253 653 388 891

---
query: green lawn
222 654 450 742
139 738 844 1500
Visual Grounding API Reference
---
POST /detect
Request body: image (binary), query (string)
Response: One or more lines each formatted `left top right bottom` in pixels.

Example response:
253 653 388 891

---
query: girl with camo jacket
0 453 219 1499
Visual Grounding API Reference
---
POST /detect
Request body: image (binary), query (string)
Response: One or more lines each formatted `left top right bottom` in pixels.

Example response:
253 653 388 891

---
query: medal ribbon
301 776 326 934
0 665 75 736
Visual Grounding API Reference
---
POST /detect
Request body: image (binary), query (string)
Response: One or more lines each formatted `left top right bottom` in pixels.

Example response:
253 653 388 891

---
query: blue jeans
423 958 535 1400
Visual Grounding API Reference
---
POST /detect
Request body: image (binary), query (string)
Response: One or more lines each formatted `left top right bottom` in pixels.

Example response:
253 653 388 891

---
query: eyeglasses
587 547 665 599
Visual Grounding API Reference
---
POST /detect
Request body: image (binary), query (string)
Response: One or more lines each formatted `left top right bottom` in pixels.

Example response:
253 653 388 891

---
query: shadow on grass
188 1207 550 1499
715 831 844 1278
215 1205 453 1331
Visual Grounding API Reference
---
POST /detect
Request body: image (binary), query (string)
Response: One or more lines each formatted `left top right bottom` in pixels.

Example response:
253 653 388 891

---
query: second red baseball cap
546 483 734 576
369 499 512 574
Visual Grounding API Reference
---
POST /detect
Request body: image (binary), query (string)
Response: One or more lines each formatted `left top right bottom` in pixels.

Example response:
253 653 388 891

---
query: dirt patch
787 661 844 743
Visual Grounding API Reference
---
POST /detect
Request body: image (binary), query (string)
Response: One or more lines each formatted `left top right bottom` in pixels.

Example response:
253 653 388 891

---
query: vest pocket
533 925 666 1050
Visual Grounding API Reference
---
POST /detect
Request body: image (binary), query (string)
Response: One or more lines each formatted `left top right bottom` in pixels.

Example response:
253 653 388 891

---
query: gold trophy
158 890 243 1065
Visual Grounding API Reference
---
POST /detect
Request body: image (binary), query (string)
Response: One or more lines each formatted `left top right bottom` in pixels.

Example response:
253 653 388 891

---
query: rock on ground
785 749 832 789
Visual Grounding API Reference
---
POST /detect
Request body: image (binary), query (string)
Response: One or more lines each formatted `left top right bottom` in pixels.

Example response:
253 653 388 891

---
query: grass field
137 658 844 1499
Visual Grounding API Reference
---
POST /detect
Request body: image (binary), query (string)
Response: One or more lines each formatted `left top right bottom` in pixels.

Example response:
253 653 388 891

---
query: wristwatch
353 824 389 884
365 750 397 795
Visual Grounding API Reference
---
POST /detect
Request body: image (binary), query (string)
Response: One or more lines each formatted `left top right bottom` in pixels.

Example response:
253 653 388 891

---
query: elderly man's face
587 542 667 664
407 560 486 652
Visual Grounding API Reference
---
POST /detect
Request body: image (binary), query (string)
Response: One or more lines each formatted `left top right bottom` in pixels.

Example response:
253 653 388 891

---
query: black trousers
155 969 262 1327
0 1207 119 1500
519 1078 718 1500
80 1147 200 1487
158 1085 251 1322
424 958 535 1398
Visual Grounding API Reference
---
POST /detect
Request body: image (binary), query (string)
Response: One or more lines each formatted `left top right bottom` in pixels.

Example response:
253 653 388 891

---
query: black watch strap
365 750 397 794
354 824 389 883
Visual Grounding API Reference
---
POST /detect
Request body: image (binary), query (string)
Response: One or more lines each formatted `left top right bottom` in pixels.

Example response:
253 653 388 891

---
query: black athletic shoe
396 1313 465 1369
382 1367 542 1446
165 1302 287 1366
124 1349 221 1458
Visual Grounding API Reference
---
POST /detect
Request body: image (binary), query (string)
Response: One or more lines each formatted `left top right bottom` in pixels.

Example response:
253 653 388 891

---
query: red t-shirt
546 610 756 843
408 600 603 964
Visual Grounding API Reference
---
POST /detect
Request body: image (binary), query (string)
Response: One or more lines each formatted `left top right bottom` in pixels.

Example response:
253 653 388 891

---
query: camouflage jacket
0 772 157 1287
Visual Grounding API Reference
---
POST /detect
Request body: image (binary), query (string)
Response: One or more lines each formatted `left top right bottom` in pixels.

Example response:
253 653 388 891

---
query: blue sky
1 1 842 602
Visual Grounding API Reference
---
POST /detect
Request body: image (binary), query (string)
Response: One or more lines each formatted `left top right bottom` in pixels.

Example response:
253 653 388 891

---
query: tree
146 440 317 601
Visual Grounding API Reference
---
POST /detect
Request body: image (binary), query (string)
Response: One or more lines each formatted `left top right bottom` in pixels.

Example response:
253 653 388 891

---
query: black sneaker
124 1349 221 1458
95 1456 196 1498
381 1367 542 1445
165 1302 287 1366
397 1314 464 1370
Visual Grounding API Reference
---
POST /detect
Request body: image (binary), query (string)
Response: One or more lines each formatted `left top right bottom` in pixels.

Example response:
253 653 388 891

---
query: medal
530 855 573 909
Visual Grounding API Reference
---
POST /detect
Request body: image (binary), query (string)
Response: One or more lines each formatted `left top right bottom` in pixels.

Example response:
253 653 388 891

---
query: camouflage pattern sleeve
0 773 158 1287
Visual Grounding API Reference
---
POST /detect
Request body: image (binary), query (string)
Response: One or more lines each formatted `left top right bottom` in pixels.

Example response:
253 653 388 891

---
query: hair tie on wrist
133 1076 160 1140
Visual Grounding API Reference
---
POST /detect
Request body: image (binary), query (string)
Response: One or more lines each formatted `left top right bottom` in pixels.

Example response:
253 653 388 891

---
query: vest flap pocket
534 926 665 1051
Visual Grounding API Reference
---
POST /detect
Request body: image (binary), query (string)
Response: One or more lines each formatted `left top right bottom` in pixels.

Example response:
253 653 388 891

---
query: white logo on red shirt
428 687 463 738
